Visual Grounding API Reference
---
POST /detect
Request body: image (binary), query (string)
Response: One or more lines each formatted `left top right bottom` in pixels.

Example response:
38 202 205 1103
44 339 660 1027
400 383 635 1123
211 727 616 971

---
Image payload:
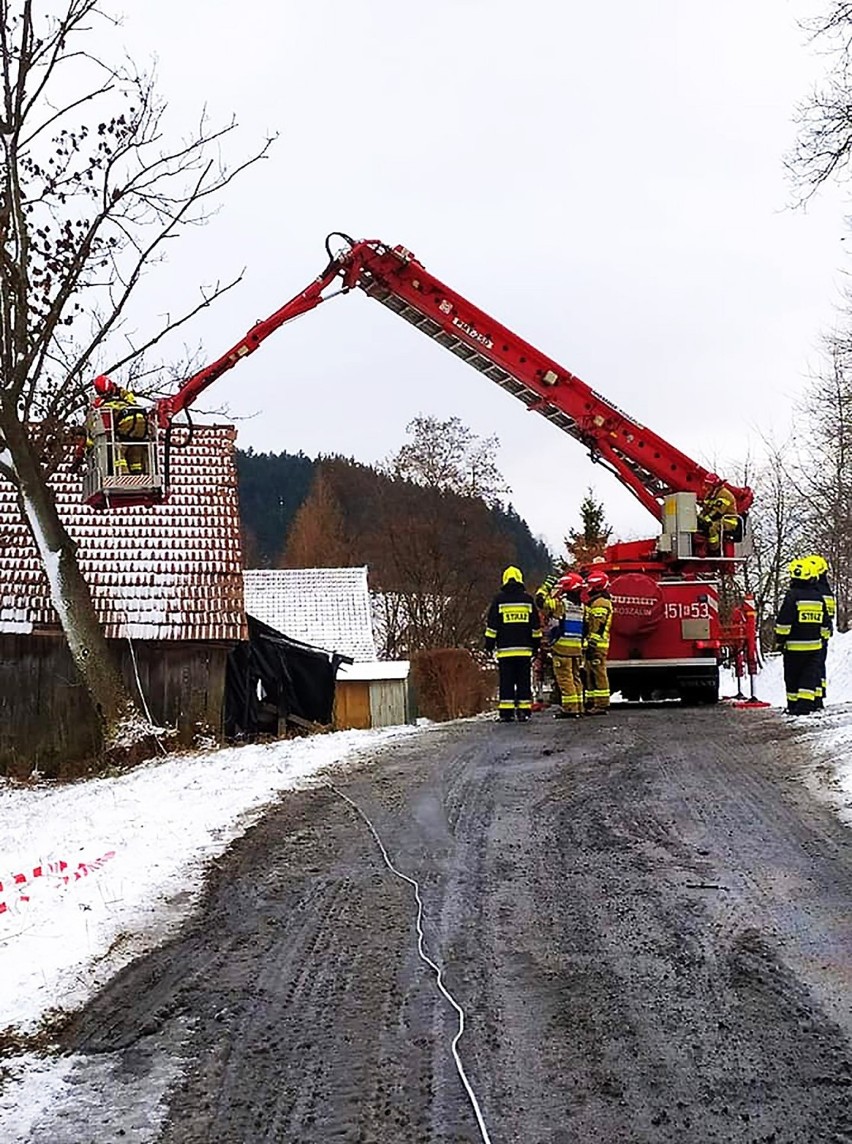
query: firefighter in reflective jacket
485 566 541 722
90 374 149 474
584 569 613 714
548 572 586 719
532 571 561 706
806 554 835 710
774 558 826 716
698 482 739 553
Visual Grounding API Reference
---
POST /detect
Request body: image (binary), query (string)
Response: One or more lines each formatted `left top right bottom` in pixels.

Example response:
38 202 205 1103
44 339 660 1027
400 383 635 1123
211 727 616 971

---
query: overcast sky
112 1 847 557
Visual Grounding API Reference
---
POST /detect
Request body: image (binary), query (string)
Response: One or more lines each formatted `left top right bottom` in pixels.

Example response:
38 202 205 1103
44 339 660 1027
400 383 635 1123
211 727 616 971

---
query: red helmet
555 572 584 595
93 374 115 396
585 570 610 592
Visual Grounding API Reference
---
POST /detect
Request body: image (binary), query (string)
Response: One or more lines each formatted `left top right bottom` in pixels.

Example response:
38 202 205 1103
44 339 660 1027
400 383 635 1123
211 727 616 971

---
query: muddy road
51 707 852 1142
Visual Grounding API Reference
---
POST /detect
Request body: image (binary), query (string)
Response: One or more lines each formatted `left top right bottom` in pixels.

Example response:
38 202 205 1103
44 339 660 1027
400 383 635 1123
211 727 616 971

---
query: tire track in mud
641 708 852 1037
45 710 852 1143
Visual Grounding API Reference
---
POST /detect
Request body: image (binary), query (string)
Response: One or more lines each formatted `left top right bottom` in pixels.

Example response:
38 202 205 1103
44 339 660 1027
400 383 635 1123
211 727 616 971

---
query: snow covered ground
1 638 851 1140
0 726 422 1038
745 630 852 828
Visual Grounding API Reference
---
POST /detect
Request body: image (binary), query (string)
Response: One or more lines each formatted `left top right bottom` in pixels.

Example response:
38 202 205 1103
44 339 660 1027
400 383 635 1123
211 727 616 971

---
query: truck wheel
680 679 719 706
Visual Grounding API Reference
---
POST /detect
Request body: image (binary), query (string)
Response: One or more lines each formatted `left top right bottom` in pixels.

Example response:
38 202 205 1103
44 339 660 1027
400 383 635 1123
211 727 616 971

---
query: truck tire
680 678 719 706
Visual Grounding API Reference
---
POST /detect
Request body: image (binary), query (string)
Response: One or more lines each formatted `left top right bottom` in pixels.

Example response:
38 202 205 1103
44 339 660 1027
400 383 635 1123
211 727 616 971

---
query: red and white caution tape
0 851 116 916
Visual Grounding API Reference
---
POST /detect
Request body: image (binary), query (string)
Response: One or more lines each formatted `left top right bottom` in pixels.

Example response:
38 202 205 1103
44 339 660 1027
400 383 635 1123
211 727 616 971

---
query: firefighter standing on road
807 554 835 710
532 571 562 706
584 569 613 714
485 566 541 722
774 558 826 716
547 572 586 719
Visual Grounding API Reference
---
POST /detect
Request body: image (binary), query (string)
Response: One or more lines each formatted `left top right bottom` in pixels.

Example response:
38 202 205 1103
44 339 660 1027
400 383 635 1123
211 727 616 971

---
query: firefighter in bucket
89 374 150 476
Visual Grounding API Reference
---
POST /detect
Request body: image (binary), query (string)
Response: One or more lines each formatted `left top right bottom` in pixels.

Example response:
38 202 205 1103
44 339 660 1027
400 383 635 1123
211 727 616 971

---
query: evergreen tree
235 449 315 567
566 488 612 567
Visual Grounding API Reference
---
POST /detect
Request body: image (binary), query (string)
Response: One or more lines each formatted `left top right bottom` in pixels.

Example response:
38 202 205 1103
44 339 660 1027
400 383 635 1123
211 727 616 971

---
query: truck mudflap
607 659 720 705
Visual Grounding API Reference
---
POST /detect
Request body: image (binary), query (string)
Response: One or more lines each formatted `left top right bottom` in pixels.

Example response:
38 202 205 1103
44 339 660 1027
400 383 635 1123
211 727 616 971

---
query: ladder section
363 282 590 446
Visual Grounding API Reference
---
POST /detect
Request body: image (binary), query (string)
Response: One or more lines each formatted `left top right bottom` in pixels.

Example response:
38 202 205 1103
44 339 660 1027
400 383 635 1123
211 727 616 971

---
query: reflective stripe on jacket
485 582 541 659
815 574 835 640
585 591 613 653
774 582 826 653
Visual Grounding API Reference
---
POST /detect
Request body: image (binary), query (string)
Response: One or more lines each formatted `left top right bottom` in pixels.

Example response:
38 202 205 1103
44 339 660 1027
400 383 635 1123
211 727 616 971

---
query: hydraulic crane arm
156 234 753 521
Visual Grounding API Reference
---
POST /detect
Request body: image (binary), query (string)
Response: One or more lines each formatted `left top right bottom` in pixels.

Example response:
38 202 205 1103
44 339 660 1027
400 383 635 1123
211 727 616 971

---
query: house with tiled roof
0 426 246 770
243 568 413 729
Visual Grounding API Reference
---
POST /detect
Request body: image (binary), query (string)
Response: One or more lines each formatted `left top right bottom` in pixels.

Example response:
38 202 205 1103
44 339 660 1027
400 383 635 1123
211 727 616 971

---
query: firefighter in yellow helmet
484 566 541 722
774 558 826 715
806 555 835 709
698 482 739 554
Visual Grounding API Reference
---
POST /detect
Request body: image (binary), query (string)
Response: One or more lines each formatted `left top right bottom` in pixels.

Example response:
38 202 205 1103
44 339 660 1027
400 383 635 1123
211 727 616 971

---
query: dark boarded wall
0 635 231 775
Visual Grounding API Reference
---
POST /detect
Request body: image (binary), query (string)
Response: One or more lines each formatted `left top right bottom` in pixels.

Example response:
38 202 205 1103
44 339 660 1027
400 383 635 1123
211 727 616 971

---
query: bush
410 648 489 721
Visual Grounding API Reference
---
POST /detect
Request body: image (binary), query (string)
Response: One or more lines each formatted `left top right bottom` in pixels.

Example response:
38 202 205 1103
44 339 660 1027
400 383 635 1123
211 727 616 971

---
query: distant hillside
236 448 552 581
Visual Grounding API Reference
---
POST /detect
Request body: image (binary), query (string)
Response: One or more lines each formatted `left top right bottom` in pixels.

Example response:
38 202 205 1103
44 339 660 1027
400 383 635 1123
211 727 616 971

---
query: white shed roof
337 660 410 681
243 567 378 662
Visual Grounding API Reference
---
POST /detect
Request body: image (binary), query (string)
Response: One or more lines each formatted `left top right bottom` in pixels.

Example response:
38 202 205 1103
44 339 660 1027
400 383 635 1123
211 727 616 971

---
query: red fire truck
83 233 760 704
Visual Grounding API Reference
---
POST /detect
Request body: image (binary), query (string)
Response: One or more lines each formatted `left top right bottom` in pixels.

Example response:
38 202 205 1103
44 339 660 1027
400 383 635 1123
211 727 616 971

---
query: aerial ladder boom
156 234 752 524
83 232 760 702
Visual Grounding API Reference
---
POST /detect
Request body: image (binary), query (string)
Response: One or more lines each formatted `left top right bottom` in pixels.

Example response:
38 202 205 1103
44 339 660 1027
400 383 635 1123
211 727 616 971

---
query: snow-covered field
1 639 851 1141
0 726 421 1038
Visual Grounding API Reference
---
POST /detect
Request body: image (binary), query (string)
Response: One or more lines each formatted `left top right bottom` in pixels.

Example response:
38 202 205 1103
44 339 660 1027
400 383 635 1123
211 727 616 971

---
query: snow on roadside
741 630 852 827
0 725 421 1036
753 629 852 710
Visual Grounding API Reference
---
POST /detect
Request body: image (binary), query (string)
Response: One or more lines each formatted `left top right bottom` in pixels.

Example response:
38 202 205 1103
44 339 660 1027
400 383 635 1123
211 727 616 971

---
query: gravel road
52 706 852 1142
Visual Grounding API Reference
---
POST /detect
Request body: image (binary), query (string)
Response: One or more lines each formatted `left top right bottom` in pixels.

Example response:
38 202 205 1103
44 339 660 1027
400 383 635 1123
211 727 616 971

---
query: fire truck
83 233 760 704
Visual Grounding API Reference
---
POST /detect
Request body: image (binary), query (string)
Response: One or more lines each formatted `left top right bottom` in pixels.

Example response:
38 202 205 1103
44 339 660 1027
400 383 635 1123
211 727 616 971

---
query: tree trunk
2 413 138 739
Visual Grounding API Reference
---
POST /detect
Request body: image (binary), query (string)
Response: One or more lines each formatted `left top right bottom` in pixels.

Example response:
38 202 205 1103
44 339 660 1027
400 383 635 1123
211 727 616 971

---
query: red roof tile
0 425 246 642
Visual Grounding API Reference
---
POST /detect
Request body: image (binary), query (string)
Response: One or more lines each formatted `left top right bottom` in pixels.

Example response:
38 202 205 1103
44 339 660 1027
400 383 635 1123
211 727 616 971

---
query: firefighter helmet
502 565 523 586
807 554 828 577
788 558 814 581
585 569 610 592
555 572 584 595
93 374 115 397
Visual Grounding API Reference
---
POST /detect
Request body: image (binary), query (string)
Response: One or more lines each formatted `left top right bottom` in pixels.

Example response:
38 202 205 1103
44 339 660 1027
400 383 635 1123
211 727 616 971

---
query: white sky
3 655 852 1139
107 0 848 555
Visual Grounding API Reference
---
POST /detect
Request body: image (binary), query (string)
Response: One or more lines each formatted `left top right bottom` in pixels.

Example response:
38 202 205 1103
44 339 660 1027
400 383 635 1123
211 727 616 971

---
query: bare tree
0 1 272 751
788 341 852 629
387 414 510 508
788 4 852 199
368 481 513 655
739 438 808 647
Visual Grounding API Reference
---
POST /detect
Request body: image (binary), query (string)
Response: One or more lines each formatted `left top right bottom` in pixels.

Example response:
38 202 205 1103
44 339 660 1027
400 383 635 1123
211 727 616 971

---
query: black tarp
225 614 351 739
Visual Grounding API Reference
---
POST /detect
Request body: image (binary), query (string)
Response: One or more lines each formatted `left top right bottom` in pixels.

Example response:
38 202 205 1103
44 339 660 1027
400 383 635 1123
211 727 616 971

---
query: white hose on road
327 784 494 1144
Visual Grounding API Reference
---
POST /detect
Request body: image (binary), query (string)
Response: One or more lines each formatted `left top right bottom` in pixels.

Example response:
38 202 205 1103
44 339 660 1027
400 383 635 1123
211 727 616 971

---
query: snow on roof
243 567 378 662
337 660 410 681
0 426 245 642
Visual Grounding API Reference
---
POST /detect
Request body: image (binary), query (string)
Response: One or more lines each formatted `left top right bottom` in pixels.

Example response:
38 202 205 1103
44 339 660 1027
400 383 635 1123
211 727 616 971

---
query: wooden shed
243 567 413 731
333 660 413 730
0 425 246 773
